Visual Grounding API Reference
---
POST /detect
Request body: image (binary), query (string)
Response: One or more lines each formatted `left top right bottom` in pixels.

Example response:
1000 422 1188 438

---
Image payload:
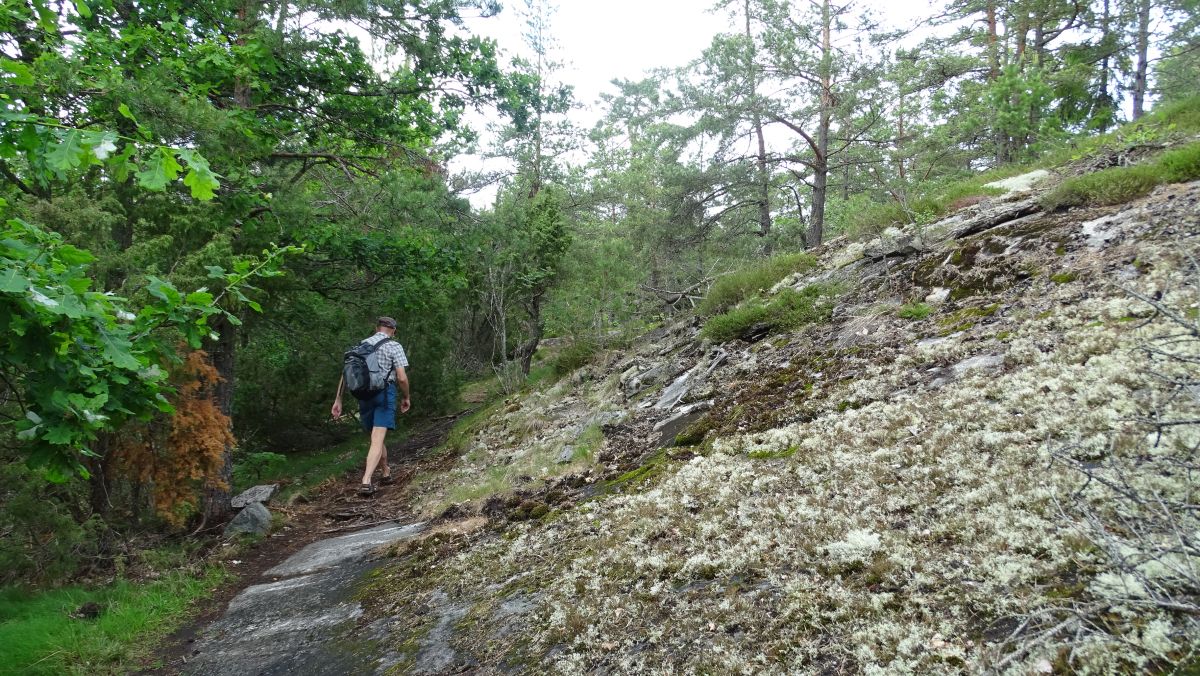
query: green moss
607 450 669 490
938 303 1000 335
1054 244 1067 256
747 446 798 460
897 302 933 320
674 415 715 447
995 331 1013 340
1050 271 1077 284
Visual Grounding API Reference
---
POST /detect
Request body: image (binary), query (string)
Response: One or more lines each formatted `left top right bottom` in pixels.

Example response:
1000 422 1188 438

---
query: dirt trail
144 413 467 675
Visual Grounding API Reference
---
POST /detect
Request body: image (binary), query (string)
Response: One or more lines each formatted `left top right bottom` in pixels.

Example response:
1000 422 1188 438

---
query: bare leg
380 445 390 478
361 426 388 484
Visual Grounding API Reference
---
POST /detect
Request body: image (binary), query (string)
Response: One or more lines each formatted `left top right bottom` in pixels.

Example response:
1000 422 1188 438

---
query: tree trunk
746 0 772 254
515 294 544 376
986 1 999 81
807 0 833 249
200 319 236 523
1098 0 1114 130
1132 0 1151 119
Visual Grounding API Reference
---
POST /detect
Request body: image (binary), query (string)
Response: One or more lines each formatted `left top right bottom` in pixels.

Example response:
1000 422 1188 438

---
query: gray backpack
342 337 393 400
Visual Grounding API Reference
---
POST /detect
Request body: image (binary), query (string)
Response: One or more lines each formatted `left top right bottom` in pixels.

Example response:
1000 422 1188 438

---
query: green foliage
701 283 839 343
232 451 287 488
551 340 600 376
574 423 604 462
1042 142 1200 210
698 253 817 317
0 565 228 674
0 216 296 479
0 462 101 584
1157 143 1200 183
232 437 363 499
898 303 933 320
830 174 1008 241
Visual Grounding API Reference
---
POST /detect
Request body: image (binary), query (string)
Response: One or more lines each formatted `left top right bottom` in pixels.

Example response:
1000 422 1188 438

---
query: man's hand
400 397 411 414
331 400 343 418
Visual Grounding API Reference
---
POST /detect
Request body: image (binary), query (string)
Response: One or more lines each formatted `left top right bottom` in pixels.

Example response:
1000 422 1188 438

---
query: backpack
343 337 394 400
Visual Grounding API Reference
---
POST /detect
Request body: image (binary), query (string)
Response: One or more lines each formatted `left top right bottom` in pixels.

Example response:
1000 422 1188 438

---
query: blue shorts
358 383 397 432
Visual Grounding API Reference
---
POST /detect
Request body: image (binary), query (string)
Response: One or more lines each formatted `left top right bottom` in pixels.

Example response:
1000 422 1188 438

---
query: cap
376 316 397 329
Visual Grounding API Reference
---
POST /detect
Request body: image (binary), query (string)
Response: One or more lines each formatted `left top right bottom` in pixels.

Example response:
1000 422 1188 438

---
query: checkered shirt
363 332 408 381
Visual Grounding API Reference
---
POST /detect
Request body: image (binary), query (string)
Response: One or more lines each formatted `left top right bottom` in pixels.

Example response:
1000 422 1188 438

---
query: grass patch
701 282 840 343
550 340 600 376
1050 272 1077 284
698 253 817 317
233 436 363 499
898 302 933 320
1042 141 1200 211
1157 142 1200 183
841 176 1008 240
573 423 604 462
0 565 228 675
445 466 512 504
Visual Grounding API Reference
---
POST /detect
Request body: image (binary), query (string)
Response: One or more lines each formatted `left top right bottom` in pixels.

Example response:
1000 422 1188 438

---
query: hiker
331 316 411 496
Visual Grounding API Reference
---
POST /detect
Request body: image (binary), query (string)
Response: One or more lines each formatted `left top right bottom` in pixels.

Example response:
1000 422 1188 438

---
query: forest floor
141 411 468 674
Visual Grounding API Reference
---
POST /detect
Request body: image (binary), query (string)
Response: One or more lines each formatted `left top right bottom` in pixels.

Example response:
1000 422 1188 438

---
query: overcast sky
439 0 934 205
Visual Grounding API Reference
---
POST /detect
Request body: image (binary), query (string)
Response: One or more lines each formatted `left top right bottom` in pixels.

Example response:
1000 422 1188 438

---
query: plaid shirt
363 332 408 382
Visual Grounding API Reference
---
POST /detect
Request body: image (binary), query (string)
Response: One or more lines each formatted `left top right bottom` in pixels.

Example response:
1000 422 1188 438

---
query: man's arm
331 375 345 418
395 366 411 413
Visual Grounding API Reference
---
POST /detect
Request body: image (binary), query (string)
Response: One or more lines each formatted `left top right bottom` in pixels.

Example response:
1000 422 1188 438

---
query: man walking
331 316 411 496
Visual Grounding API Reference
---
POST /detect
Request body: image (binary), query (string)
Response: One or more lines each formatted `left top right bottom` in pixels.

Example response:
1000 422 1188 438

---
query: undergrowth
701 282 840 343
698 253 817 317
1042 142 1200 210
0 564 229 674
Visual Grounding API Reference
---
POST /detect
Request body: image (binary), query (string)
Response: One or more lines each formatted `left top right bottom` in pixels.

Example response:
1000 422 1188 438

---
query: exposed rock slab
187 521 427 675
984 169 1050 193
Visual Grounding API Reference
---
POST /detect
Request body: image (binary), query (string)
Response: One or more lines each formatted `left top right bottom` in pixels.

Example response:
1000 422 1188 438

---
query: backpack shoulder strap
359 336 393 354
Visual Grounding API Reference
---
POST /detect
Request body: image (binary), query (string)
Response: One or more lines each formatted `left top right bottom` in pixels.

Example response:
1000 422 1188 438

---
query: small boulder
924 287 951 305
231 484 278 509
556 446 576 464
224 502 272 537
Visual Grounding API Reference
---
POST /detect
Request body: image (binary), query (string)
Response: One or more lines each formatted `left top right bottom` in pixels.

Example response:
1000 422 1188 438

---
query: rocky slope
368 173 1200 673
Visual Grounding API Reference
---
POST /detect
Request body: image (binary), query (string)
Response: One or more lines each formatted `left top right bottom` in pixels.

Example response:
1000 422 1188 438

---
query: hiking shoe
378 474 395 486
357 482 376 497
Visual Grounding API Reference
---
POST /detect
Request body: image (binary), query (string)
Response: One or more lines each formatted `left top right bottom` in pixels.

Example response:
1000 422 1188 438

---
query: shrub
1157 142 1200 183
701 283 839 343
698 253 817 317
898 302 933 320
1042 164 1162 210
551 340 600 376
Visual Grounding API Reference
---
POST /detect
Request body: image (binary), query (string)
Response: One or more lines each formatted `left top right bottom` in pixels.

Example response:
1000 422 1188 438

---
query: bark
515 293 544 376
746 0 772 253
986 1 999 81
807 0 833 249
201 318 236 523
1098 0 1114 130
1132 0 1151 120
199 0 254 523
